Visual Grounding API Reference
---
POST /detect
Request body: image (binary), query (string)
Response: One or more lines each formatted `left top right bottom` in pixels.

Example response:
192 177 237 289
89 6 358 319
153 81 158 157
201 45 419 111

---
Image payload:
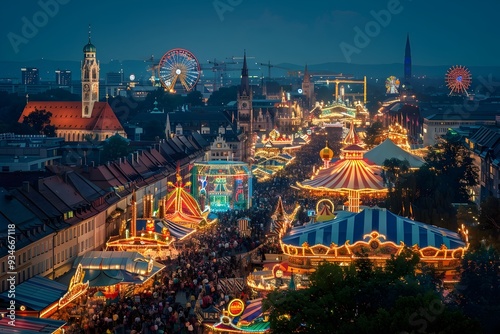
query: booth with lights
206 298 270 333
191 161 252 212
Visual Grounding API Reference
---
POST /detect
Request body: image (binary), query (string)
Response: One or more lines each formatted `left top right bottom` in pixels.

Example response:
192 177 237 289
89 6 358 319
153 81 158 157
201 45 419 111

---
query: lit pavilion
159 171 216 228
106 189 199 259
278 205 469 283
297 142 387 213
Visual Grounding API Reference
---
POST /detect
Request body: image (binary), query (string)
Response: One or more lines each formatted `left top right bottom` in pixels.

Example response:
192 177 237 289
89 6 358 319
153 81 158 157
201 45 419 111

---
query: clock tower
81 26 99 118
237 51 252 134
237 51 253 162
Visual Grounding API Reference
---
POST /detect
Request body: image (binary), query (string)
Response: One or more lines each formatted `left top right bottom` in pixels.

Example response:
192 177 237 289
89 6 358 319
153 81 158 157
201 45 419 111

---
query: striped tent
239 299 264 324
282 207 466 250
297 144 387 212
300 158 384 191
158 219 196 240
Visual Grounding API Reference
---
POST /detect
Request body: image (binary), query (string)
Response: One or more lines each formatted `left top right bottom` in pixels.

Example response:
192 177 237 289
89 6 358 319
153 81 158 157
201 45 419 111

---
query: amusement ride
158 48 201 92
445 65 472 96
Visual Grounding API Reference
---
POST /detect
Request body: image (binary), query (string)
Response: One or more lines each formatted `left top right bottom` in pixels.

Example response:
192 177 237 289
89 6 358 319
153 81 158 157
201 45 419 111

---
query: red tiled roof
19 101 124 132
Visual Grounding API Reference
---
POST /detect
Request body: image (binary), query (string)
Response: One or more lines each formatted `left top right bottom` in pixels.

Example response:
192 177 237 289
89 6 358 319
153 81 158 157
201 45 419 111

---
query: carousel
248 197 469 289
160 171 217 229
107 172 217 258
296 142 387 213
278 202 469 283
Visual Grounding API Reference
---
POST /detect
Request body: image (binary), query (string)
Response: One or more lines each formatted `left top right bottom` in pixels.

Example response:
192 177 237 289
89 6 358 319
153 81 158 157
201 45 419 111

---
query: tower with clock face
237 51 252 135
81 27 99 118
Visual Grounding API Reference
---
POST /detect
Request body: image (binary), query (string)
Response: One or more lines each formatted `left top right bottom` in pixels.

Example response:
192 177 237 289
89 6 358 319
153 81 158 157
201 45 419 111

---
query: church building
18 29 126 142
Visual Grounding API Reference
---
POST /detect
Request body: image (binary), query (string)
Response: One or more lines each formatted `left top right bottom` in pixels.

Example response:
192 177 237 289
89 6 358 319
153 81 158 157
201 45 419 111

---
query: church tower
404 34 412 86
301 64 314 107
81 25 99 118
237 50 253 162
237 50 252 134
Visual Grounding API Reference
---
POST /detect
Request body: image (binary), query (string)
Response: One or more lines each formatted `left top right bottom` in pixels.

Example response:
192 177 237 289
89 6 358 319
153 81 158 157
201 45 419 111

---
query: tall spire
404 33 411 85
165 112 171 140
303 64 310 83
88 24 91 43
240 50 249 96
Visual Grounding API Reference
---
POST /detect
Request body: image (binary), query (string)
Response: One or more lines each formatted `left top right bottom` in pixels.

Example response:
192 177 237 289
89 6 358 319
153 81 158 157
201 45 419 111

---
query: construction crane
259 60 291 80
144 55 159 86
227 55 255 62
204 58 239 92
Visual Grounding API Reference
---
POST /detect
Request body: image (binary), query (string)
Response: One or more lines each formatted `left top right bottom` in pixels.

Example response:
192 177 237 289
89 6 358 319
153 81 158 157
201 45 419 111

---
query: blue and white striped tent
282 208 466 249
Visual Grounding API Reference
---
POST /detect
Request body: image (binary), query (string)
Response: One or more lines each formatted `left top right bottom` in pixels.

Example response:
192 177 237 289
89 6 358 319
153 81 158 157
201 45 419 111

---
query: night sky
1 0 499 66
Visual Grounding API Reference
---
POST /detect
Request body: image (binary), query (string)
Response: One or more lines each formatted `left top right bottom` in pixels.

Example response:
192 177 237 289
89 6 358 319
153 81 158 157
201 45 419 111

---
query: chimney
22 181 30 193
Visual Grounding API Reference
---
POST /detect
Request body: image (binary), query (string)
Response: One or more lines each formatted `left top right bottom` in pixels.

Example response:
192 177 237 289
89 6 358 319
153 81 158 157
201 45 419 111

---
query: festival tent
282 207 466 250
364 138 424 168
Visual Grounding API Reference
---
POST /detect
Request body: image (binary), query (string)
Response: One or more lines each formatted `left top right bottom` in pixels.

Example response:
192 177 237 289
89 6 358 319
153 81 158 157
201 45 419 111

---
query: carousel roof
298 158 385 192
73 251 165 285
282 207 466 250
164 174 208 226
343 122 362 145
364 138 425 168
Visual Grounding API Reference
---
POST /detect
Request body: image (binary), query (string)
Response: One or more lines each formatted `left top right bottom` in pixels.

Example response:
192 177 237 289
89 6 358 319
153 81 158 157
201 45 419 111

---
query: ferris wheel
158 48 200 92
385 76 400 94
445 65 471 96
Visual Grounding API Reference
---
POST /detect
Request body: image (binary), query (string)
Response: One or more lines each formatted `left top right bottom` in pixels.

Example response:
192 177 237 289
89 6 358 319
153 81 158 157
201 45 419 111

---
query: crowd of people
64 130 335 334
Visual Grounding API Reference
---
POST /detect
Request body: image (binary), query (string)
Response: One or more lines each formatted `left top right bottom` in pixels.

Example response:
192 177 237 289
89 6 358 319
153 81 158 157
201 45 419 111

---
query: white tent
365 138 425 168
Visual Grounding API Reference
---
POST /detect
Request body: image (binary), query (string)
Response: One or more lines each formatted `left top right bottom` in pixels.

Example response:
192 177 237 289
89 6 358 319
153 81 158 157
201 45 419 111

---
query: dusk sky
1 0 499 67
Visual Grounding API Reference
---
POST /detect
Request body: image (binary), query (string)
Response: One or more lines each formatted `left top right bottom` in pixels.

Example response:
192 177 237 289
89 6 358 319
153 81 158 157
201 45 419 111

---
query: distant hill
275 62 500 80
1 59 499 83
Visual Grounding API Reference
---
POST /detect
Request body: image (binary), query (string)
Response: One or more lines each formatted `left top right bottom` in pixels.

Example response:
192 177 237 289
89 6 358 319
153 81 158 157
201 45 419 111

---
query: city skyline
1 0 500 68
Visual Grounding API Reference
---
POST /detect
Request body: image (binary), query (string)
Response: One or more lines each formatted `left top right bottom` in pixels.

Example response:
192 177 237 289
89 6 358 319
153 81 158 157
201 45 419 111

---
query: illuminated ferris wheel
445 65 471 96
385 76 400 94
158 48 201 92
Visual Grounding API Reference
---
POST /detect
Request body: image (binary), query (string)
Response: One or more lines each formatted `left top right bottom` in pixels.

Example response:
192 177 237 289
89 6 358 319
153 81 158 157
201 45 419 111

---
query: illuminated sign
227 299 245 317
58 264 89 308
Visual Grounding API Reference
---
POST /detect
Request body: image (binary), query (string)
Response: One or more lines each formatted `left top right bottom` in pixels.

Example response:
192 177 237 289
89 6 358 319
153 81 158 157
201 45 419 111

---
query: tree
364 121 385 148
452 246 500 333
207 86 238 106
383 158 410 186
424 140 478 203
185 90 203 106
21 108 56 136
479 196 500 235
100 134 130 163
264 250 479 333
